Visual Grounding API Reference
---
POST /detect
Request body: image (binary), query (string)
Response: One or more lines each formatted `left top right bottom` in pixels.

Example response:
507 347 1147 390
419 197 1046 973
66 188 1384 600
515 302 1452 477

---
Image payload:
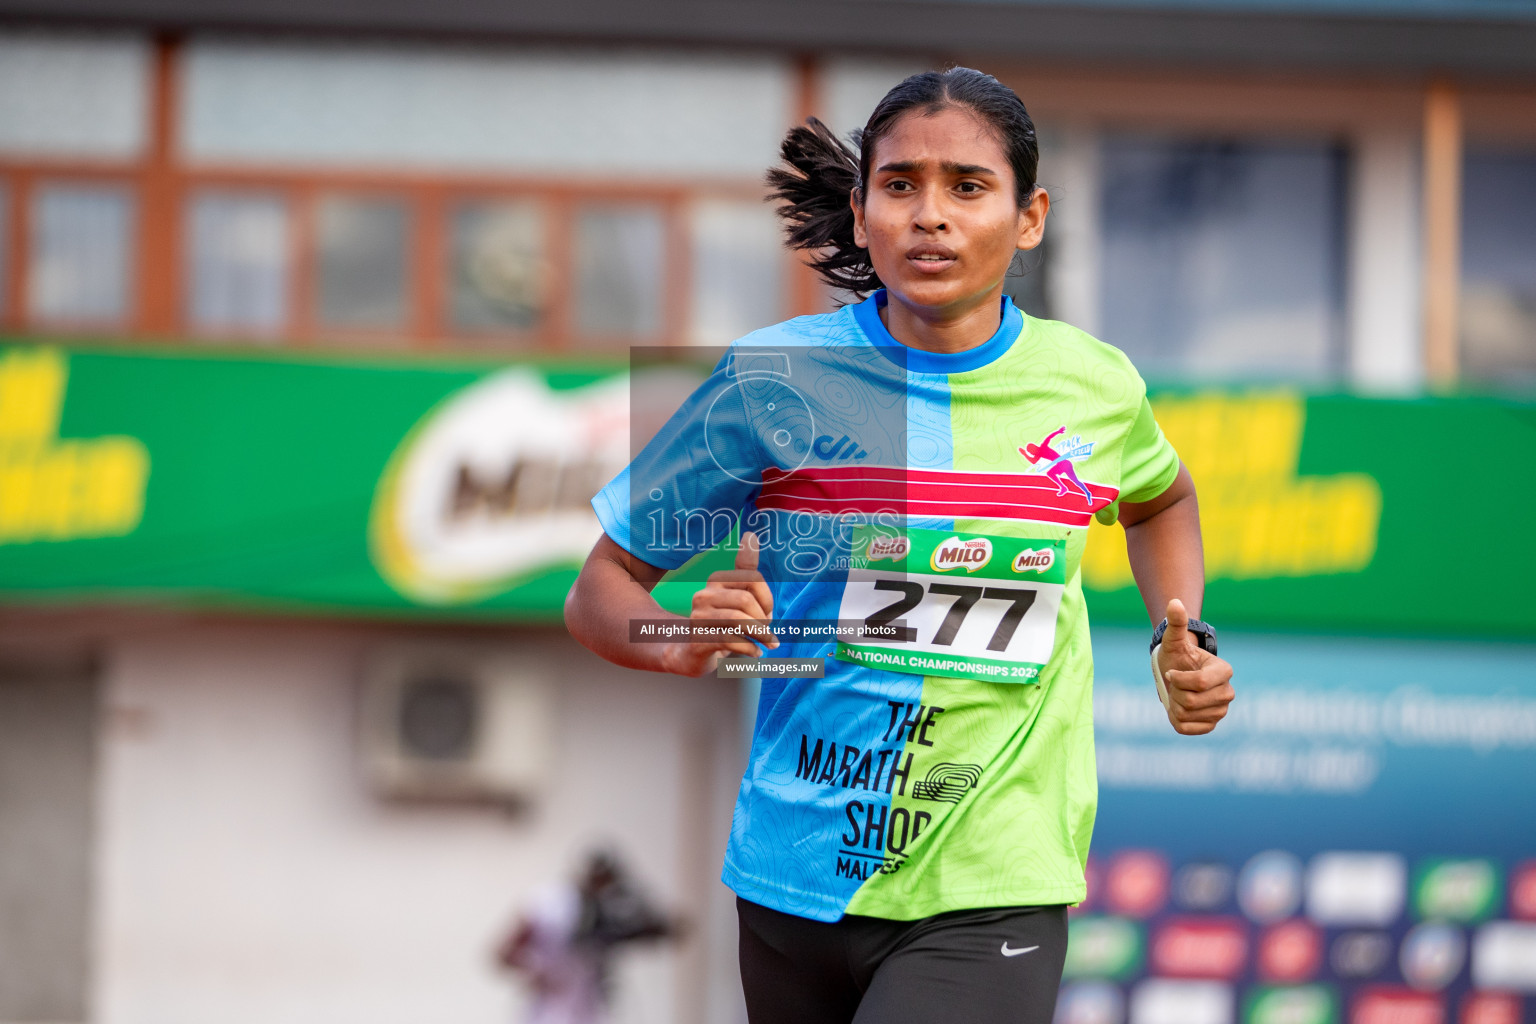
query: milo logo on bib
866 535 911 562
931 537 993 572
1012 548 1056 574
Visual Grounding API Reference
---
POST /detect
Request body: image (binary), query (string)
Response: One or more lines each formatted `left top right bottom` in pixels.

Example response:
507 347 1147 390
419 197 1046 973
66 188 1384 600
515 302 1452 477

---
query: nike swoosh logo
1000 943 1039 957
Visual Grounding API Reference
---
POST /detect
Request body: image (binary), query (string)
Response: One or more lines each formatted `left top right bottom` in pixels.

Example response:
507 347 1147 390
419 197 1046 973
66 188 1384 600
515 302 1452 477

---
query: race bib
835 526 1066 683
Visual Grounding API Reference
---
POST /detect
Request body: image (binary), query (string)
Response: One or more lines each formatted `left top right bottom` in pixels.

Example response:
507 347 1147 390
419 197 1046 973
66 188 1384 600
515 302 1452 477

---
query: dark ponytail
765 117 875 295
766 66 1041 298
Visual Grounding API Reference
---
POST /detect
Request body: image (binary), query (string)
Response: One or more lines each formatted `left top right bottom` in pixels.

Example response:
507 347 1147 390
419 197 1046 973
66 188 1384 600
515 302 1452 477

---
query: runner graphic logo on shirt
1020 427 1097 505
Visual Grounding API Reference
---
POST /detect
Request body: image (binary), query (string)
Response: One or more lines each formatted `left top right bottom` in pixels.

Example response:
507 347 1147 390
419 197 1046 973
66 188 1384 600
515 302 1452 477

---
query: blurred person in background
496 849 680 1024
567 67 1234 1023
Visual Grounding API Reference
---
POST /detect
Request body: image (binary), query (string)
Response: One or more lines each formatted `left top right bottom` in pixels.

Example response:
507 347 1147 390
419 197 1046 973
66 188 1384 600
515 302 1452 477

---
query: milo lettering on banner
369 368 628 604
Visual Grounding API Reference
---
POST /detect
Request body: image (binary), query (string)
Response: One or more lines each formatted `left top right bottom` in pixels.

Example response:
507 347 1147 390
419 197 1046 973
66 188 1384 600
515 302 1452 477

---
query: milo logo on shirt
1012 548 1056 574
930 537 993 573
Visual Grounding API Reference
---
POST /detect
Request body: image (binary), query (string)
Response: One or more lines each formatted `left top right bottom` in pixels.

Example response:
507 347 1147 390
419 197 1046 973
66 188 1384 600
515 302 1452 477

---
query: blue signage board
1074 628 1536 1024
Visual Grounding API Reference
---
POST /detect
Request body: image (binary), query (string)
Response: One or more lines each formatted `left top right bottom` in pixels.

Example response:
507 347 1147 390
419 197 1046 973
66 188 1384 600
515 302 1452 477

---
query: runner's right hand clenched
662 531 780 677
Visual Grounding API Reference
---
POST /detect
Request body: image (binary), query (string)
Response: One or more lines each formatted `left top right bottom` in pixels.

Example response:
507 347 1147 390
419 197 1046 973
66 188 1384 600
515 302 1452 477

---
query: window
689 199 783 345
182 40 787 178
1099 137 1347 382
186 191 290 339
448 200 547 337
574 204 665 343
1461 147 1536 387
0 32 148 159
28 183 136 325
315 195 410 331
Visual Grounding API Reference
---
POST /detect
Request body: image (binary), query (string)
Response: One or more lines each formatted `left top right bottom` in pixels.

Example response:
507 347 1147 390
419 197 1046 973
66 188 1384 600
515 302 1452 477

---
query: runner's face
852 106 1046 316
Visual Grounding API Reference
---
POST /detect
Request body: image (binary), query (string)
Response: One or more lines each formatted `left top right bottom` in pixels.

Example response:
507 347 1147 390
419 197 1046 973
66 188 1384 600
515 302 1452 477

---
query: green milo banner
0 342 626 619
1 341 1534 637
1078 389 1536 637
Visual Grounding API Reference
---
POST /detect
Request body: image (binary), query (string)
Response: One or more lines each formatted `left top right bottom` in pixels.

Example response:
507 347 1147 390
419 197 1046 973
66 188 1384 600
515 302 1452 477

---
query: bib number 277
861 579 1037 652
834 527 1066 683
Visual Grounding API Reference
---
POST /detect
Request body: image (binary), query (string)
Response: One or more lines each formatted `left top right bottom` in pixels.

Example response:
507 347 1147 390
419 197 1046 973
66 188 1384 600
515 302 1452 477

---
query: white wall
182 38 792 178
89 622 743 1024
0 31 149 158
821 57 932 141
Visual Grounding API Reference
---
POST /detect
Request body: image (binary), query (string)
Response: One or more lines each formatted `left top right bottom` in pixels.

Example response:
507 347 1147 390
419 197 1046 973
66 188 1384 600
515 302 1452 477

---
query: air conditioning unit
359 648 553 806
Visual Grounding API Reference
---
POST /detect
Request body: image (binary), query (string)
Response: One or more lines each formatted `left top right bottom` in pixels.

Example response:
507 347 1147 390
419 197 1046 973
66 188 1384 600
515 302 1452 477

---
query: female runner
566 67 1235 1024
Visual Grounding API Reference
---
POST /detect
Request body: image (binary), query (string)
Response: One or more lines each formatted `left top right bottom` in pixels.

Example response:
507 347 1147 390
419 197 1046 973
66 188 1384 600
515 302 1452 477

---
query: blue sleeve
591 351 763 570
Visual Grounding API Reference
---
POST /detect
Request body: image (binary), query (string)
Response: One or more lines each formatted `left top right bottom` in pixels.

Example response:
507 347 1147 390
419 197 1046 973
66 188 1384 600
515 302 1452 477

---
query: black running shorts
737 897 1069 1024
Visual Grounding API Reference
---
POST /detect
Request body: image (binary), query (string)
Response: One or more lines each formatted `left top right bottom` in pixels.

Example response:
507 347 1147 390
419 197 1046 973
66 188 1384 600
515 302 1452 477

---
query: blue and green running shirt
592 291 1180 922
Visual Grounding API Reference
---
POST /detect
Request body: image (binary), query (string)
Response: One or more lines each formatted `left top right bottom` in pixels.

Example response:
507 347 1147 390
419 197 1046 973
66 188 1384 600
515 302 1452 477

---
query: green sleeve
1096 395 1180 525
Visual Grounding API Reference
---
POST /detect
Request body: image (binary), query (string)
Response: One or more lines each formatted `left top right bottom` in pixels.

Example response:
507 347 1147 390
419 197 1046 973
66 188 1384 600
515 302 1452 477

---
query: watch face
1151 620 1217 655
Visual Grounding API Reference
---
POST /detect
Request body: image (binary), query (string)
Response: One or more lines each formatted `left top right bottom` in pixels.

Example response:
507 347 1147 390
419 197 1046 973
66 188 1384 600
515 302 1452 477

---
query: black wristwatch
1151 617 1218 655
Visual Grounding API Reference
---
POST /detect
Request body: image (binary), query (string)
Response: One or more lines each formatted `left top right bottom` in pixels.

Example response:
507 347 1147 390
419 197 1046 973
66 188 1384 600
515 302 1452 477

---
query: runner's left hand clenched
1153 598 1234 736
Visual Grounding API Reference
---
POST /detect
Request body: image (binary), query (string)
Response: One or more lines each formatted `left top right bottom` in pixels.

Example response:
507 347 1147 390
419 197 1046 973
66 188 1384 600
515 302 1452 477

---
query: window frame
0 166 143 336
441 192 555 344
182 186 293 341
0 159 781 351
0 37 807 353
